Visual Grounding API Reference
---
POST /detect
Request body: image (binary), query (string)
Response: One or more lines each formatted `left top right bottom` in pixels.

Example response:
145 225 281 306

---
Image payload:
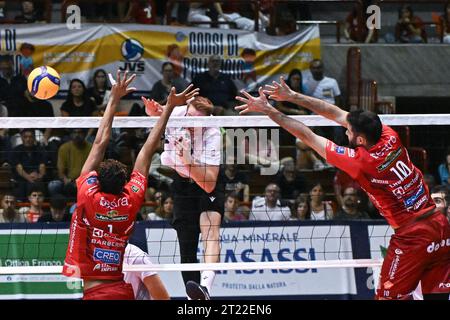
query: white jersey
249 197 291 221
123 244 157 300
160 105 221 178
304 75 341 105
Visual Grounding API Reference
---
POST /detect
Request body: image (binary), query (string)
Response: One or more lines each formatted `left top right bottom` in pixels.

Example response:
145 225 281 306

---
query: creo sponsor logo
93 248 121 265
426 238 450 253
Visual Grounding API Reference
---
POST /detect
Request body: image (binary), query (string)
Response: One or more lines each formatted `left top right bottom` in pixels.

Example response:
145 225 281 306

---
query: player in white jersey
123 244 170 300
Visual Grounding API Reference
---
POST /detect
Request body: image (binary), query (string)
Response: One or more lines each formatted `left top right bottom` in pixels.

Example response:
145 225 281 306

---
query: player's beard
348 136 358 149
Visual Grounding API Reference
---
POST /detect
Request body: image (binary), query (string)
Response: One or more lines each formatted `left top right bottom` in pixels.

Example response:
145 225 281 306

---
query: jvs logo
119 38 145 73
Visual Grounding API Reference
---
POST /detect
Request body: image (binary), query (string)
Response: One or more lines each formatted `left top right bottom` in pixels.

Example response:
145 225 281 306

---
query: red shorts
83 281 135 300
376 212 450 299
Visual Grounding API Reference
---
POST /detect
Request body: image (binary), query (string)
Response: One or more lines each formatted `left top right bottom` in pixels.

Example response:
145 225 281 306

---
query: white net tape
0 114 449 128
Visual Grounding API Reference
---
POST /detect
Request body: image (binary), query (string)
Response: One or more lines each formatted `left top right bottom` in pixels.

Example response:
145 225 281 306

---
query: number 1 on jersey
107 224 113 233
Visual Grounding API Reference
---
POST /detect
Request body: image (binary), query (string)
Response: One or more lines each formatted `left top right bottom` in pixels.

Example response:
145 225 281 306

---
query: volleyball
27 66 61 100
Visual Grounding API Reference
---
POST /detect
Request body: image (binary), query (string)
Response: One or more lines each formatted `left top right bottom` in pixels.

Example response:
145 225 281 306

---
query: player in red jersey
62 71 198 300
236 78 450 300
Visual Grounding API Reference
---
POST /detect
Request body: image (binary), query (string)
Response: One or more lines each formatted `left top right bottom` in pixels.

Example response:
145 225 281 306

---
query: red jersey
326 125 435 229
62 170 147 280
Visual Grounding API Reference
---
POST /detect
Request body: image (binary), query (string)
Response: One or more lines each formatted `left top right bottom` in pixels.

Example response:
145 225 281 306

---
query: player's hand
141 97 163 116
109 70 137 100
174 130 192 165
170 84 200 107
263 77 295 102
235 87 274 115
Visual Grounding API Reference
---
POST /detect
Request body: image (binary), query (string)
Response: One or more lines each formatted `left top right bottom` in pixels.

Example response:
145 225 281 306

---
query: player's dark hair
97 159 129 195
347 110 382 145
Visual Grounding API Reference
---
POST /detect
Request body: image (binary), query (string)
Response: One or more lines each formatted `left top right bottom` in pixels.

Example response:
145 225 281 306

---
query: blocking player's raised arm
263 77 349 127
81 71 136 176
236 87 329 159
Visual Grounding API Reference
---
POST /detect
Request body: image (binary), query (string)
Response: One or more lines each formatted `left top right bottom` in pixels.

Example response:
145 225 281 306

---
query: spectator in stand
335 187 370 220
275 69 309 115
291 194 310 220
304 59 342 110
147 194 173 221
424 173 437 192
222 164 249 203
14 1 44 23
187 2 227 29
10 129 47 201
48 129 92 199
250 183 291 221
61 79 97 140
61 79 97 117
38 194 71 222
0 193 25 223
87 69 111 114
438 149 450 186
122 0 156 24
344 4 376 43
150 62 188 105
333 169 361 208
307 182 334 220
192 55 238 115
223 193 247 222
394 5 427 43
19 186 46 222
275 157 306 200
430 185 449 218
214 2 270 31
0 55 27 117
440 2 450 43
0 1 6 22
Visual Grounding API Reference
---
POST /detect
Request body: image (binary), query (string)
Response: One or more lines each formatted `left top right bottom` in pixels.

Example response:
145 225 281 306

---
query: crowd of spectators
1 1 450 42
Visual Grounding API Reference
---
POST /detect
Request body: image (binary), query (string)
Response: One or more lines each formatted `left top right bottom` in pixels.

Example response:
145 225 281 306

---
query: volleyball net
0 114 448 299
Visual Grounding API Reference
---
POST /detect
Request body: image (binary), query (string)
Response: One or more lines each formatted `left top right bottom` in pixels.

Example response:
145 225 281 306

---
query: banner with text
146 225 357 298
0 23 320 92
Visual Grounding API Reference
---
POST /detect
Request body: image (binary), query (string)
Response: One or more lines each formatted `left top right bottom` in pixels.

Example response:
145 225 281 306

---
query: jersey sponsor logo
377 148 402 172
99 196 129 210
370 178 390 185
383 281 394 290
92 228 104 238
95 210 128 222
439 282 450 289
93 263 119 273
130 178 144 188
412 195 428 210
403 184 425 208
370 135 397 159
93 248 121 265
209 196 216 202
131 185 140 193
91 238 126 248
87 176 97 185
393 187 405 199
389 253 401 280
426 238 450 253
394 248 403 255
335 146 345 155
